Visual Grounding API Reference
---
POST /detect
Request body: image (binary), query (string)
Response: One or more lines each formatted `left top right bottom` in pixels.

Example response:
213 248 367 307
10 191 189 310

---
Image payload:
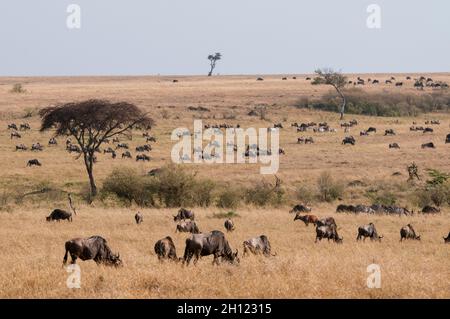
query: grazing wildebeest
8 123 18 130
31 143 43 151
46 209 74 222
183 230 239 265
384 129 396 136
136 154 150 161
67 144 81 153
357 223 383 241
445 134 450 143
294 214 318 226
289 204 312 214
20 123 31 130
342 136 356 145
385 80 392 84
315 224 342 243
367 127 377 133
136 144 152 152
243 235 275 256
15 144 27 151
395 82 403 87
172 79 178 83
305 137 314 144
62 236 122 267
421 142 435 149
389 143 400 149
135 211 143 224
117 143 129 149
316 217 337 227
400 224 420 241
360 130 368 136
154 236 179 261
372 79 379 84
282 77 287 80
27 159 41 167
224 219 235 232
421 206 440 214
444 232 450 243
256 77 264 81
121 151 132 158
278 148 285 155
146 136 157 143
48 137 57 145
174 208 195 221
103 147 115 154
423 127 433 133
10 131 21 139
176 221 200 234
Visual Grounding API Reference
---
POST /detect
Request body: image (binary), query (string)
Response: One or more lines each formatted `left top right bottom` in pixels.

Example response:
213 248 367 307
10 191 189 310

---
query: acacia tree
39 100 153 202
311 68 347 119
207 52 222 76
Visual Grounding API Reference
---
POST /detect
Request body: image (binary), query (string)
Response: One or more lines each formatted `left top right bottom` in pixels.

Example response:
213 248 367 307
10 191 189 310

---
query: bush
317 172 344 202
295 184 315 204
366 189 397 206
10 83 26 94
216 188 242 209
211 211 240 219
245 180 285 207
415 184 450 207
190 179 215 207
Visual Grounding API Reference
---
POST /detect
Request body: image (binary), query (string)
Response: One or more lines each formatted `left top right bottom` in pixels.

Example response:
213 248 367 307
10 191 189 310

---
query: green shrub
317 172 344 202
10 83 26 94
366 189 397 206
245 180 285 207
295 184 315 204
211 211 240 219
216 188 242 209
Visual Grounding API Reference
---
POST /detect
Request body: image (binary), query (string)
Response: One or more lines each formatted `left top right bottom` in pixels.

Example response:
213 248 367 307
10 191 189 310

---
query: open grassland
0 74 449 298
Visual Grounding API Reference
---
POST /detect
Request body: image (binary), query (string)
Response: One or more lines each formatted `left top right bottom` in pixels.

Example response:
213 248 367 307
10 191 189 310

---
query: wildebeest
224 219 235 232
20 123 31 130
445 134 450 143
389 143 400 149
136 144 152 152
342 136 356 145
421 142 435 149
16 144 27 151
289 204 311 214
256 77 264 81
135 211 143 224
154 236 179 261
357 223 383 241
117 143 129 149
183 230 239 265
400 224 420 241
360 130 368 136
103 147 115 154
7 123 18 130
67 144 81 153
174 208 195 221
367 127 377 133
146 136 157 143
121 151 132 158
423 127 433 133
46 209 74 222
176 221 200 234
384 129 396 136
48 137 57 145
316 217 337 228
10 131 21 139
395 82 403 87
243 235 275 256
136 154 150 161
62 236 122 267
444 232 450 243
27 159 41 167
421 206 440 214
315 224 342 243
294 214 318 226
31 143 43 151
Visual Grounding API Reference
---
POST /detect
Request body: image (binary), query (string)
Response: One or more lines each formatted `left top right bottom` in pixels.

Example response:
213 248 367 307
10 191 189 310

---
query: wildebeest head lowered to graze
46 209 73 222
400 224 421 241
183 230 239 265
243 235 276 257
173 208 195 222
315 224 343 243
357 223 383 241
62 236 122 267
154 236 179 262
289 204 312 214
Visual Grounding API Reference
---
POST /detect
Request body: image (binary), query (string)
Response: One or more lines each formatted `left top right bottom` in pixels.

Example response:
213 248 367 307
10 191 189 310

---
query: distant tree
39 100 153 202
207 52 222 76
311 68 347 119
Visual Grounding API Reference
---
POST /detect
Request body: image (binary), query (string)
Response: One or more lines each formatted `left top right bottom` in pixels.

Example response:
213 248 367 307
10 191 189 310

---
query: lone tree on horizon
39 100 153 202
207 52 222 76
312 68 347 119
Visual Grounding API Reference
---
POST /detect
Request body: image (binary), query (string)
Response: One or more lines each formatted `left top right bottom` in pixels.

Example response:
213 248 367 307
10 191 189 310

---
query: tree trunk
208 63 214 76
83 153 97 202
335 86 346 120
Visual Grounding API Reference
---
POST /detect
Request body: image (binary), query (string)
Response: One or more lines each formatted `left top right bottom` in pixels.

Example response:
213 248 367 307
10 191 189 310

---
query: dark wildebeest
423 127 433 133
421 206 440 214
10 131 21 139
443 232 450 243
174 208 195 221
342 136 356 145
389 143 400 149
357 223 383 241
316 217 337 227
146 136 157 143
176 221 200 234
27 159 41 167
360 130 368 136
154 236 179 261
8 123 18 130
136 144 152 152
256 77 264 81
421 142 435 149
289 204 312 214
135 211 143 224
62 236 122 267
395 82 403 87
315 224 343 243
243 235 275 256
16 144 27 151
224 219 235 232
117 143 129 149
446 134 450 144
122 151 132 159
48 137 57 145
183 230 239 265
67 144 81 153
46 208 74 222
136 154 150 161
400 224 421 241
384 129 396 136
294 214 319 226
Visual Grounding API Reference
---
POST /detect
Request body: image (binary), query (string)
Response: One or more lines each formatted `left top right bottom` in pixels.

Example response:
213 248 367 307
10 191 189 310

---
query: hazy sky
0 0 449 76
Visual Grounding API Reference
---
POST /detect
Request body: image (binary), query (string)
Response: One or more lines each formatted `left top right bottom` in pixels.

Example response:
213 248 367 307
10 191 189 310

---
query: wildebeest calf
154 236 179 261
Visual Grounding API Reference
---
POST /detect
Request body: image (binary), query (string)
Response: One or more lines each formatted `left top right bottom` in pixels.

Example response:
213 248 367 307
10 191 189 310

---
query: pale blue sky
0 0 449 76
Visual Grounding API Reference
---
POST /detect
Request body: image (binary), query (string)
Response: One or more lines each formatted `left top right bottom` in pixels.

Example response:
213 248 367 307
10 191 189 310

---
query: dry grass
0 74 449 298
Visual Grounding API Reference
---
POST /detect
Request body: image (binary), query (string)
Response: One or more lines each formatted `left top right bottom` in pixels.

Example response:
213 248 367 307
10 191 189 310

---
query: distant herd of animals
44 202 449 268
